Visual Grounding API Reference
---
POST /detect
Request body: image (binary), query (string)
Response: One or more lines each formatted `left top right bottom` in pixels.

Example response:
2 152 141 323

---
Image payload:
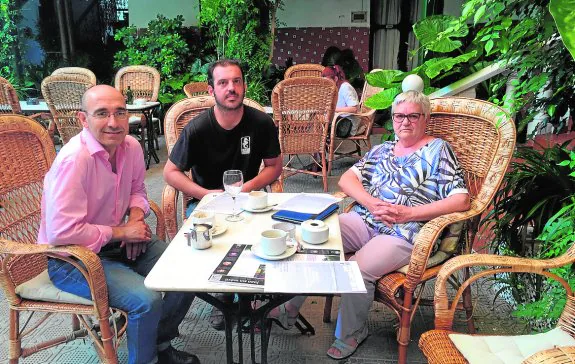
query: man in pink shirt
38 85 198 364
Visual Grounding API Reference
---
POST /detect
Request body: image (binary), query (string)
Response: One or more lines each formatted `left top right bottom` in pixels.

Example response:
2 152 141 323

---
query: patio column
55 0 70 63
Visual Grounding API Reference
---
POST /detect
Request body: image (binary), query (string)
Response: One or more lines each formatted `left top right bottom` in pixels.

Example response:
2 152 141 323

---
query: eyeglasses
392 113 423 124
83 110 129 120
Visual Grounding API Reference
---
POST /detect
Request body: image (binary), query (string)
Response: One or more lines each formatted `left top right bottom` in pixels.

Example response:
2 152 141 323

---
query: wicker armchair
271 77 338 191
0 77 53 132
183 82 209 97
327 69 383 174
41 74 94 144
284 64 325 79
52 67 97 85
0 115 164 362
322 97 516 363
162 96 282 240
419 245 575 363
114 65 161 149
0 76 22 113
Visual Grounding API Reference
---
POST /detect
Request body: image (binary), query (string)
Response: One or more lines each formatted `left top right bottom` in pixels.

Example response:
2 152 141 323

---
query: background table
127 102 160 169
145 193 345 364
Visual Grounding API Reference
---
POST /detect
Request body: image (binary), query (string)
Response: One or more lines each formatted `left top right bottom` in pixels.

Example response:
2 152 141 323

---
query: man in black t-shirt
163 59 282 330
164 59 281 214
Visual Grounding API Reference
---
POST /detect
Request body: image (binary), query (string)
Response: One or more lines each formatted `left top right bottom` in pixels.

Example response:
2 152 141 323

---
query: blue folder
271 203 339 224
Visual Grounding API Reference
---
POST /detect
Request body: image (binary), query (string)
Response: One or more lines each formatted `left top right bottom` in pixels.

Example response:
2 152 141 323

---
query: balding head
82 84 125 111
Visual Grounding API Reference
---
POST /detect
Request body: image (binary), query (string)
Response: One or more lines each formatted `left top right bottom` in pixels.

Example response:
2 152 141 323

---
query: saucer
251 244 297 261
210 223 227 237
243 205 275 213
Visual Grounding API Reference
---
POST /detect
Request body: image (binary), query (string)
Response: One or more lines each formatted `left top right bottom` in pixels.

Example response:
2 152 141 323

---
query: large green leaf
366 70 404 88
549 0 575 60
422 51 477 79
364 87 401 110
413 15 469 53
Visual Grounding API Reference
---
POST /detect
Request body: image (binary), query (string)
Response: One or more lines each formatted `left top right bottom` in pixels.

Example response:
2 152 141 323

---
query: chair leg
72 314 81 331
97 316 119 364
323 295 333 323
463 267 476 334
397 293 414 364
9 308 20 364
321 154 328 192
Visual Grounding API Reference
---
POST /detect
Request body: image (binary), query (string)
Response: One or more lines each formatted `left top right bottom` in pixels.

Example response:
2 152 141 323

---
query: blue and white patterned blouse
351 138 468 244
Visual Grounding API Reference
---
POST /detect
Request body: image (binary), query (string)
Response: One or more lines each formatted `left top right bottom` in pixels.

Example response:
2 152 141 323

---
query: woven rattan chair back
326 69 384 174
0 77 22 113
284 64 325 79
114 65 160 101
358 69 384 112
0 114 130 363
41 74 93 144
426 97 514 205
0 115 55 276
183 82 209 98
162 96 270 239
52 67 97 85
271 77 338 191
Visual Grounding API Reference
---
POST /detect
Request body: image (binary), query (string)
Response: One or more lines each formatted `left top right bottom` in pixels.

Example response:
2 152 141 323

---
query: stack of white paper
264 261 366 294
274 193 341 214
197 193 248 215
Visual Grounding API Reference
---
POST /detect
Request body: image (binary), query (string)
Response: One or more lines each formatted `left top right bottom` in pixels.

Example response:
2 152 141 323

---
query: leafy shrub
114 15 196 105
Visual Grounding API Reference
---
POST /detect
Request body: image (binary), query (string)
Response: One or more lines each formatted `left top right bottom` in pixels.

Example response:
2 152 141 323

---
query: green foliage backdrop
198 0 272 103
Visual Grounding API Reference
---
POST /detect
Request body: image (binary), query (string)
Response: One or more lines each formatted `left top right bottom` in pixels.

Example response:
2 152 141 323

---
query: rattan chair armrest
404 208 479 290
433 243 575 330
332 191 348 199
162 184 180 241
0 239 111 315
149 200 165 241
522 346 575 363
270 180 283 193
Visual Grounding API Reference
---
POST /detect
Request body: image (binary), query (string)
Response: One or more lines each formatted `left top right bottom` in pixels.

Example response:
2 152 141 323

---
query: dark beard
214 93 244 111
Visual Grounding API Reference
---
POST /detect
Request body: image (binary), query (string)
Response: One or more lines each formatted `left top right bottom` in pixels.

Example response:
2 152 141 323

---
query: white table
127 102 160 169
145 193 345 364
19 100 49 113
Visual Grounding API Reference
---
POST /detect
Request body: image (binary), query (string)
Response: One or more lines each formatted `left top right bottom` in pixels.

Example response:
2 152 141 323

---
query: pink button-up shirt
37 128 149 253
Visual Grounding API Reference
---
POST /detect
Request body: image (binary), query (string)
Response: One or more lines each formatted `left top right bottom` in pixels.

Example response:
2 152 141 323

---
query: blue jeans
48 236 195 364
185 200 199 218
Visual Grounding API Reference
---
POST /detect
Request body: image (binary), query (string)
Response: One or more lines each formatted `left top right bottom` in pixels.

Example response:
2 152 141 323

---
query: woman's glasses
392 113 423 124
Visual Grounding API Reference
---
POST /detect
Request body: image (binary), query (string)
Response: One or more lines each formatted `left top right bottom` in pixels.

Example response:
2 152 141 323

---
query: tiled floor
0 135 527 364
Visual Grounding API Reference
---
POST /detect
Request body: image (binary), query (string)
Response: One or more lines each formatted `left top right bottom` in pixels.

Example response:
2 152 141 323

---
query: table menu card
208 244 341 289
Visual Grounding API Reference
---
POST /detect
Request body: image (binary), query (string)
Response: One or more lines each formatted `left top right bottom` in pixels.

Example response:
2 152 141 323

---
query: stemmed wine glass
223 169 244 222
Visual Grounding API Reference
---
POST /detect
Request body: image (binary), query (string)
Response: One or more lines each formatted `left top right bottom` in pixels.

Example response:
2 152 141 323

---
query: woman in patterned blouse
268 91 471 360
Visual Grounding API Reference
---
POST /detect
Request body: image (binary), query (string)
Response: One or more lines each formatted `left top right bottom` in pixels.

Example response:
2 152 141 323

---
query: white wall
129 0 200 27
278 0 370 28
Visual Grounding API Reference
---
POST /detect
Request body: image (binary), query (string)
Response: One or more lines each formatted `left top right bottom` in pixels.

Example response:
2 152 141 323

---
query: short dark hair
207 59 245 87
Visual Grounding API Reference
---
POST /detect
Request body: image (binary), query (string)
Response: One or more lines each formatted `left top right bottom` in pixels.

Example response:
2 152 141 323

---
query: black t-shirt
169 105 281 191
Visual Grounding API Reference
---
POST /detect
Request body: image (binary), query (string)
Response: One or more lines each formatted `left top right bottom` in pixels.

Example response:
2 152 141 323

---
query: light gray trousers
335 212 413 341
288 212 413 341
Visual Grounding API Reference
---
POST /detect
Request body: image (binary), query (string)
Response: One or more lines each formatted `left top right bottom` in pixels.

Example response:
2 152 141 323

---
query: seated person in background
268 91 470 360
321 64 360 137
163 59 282 330
38 85 199 364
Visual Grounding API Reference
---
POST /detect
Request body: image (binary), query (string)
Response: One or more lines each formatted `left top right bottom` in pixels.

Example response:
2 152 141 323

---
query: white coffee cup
190 210 215 227
134 98 147 105
247 190 268 210
272 222 296 240
260 229 287 256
